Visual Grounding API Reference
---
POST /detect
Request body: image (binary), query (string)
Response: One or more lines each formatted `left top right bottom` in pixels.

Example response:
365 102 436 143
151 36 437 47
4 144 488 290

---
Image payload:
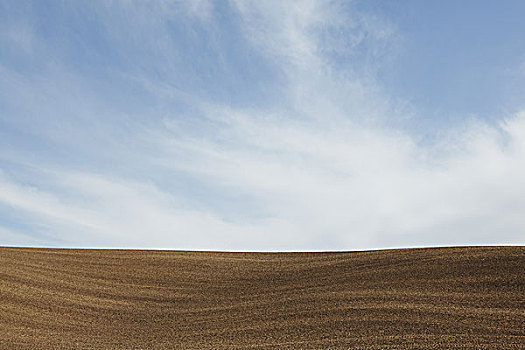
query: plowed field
1 246 523 349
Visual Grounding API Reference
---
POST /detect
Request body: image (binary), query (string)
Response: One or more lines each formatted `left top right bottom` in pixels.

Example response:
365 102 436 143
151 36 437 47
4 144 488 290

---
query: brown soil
0 246 523 349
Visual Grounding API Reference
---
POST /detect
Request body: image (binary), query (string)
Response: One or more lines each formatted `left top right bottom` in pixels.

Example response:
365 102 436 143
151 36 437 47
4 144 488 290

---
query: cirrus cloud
0 0 524 250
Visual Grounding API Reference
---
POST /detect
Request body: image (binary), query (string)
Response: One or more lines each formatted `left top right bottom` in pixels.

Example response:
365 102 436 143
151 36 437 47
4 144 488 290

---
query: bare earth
0 246 523 349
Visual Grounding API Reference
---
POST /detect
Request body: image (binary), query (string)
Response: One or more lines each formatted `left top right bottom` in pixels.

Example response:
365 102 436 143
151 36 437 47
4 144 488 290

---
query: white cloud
0 170 307 250
152 102 525 249
0 1 524 250
181 0 214 21
232 0 326 69
0 225 48 247
2 110 524 250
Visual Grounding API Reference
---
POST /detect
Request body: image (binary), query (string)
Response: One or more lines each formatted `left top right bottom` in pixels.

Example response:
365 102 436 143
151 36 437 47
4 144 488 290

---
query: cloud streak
0 1 524 250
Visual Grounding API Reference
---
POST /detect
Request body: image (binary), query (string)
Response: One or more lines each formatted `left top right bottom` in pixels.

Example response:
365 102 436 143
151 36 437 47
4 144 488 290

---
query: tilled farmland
0 246 523 349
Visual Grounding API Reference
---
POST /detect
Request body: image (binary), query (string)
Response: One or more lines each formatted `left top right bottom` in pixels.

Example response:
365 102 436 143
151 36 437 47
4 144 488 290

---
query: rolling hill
0 246 523 349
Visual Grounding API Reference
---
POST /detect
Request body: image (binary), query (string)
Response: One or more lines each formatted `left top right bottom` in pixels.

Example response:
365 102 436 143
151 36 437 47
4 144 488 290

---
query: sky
1 0 525 251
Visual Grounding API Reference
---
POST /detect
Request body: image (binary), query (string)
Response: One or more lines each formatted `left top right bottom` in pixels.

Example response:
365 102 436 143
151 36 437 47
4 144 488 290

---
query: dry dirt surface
0 246 523 349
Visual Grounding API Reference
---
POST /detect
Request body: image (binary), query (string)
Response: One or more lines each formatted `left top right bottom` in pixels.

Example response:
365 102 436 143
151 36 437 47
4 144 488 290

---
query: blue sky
1 1 524 250
366 0 525 126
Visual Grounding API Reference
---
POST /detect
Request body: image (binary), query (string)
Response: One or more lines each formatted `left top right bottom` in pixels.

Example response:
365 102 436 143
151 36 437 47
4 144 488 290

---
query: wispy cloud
152 105 525 249
0 1 524 250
